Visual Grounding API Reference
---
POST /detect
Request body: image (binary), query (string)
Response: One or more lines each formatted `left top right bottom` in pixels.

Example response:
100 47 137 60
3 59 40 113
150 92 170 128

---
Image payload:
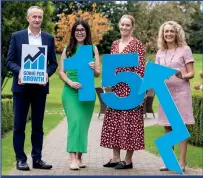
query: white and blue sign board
21 44 47 84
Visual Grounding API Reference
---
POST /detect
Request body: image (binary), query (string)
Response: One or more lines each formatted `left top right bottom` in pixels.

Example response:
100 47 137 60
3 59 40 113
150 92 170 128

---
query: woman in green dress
59 20 100 170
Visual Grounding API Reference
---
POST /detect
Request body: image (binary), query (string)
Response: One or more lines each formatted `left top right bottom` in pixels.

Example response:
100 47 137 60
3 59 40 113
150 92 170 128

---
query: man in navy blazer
6 6 58 171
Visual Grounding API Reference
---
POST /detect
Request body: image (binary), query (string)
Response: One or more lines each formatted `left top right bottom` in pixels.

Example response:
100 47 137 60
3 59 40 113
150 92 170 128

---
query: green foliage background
2 1 202 88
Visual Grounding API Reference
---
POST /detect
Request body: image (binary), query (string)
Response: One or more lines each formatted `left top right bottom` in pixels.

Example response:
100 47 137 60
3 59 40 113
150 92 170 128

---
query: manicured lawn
144 125 202 168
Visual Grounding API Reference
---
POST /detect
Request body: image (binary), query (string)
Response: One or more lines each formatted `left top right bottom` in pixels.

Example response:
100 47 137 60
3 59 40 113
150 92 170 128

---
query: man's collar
28 27 41 37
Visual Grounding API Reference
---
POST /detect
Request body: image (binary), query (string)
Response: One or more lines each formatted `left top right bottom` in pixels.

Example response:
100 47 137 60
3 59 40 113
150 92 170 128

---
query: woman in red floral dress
100 15 146 169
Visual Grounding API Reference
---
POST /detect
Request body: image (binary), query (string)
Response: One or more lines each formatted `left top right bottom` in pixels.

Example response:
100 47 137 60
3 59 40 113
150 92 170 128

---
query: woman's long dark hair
66 20 92 57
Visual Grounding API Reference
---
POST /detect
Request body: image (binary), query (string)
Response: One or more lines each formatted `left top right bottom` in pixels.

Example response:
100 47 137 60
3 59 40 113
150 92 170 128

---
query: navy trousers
13 91 47 162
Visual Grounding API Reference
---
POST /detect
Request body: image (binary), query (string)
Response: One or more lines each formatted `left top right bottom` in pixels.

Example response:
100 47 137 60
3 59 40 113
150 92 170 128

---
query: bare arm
58 48 71 84
176 62 194 80
89 46 101 77
93 46 101 77
183 62 195 80
176 46 195 80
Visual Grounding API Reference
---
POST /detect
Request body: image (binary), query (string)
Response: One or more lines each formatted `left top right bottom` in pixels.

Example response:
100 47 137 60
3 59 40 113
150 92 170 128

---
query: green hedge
1 99 32 135
188 94 202 147
1 99 14 134
1 94 13 99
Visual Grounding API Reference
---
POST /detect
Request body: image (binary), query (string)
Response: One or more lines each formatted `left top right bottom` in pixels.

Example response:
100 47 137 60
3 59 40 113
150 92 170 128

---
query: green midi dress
62 54 95 153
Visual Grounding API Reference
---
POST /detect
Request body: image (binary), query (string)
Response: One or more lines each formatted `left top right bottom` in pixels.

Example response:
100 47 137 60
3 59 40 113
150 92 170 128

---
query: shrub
1 98 32 135
1 99 14 134
193 71 203 91
1 94 13 99
188 94 202 147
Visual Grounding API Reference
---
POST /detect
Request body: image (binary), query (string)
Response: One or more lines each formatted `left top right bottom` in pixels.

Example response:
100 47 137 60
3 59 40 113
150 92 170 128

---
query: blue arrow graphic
24 47 45 62
139 62 190 174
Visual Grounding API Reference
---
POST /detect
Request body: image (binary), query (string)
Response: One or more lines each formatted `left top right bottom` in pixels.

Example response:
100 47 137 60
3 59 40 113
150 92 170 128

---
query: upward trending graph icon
24 47 45 70
21 44 47 84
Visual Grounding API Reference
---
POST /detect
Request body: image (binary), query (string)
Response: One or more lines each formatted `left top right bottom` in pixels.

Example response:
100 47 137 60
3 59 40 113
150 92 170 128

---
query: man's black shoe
33 160 52 169
16 161 30 171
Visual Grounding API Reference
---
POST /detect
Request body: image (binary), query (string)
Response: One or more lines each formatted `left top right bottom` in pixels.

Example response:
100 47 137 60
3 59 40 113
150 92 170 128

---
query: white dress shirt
28 27 42 45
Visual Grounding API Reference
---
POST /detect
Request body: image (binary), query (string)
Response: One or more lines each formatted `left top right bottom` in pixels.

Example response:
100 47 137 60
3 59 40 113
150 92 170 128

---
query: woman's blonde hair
157 21 187 50
119 14 135 28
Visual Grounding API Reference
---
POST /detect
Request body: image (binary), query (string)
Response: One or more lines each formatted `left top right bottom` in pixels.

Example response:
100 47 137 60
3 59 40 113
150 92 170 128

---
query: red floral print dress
100 37 146 150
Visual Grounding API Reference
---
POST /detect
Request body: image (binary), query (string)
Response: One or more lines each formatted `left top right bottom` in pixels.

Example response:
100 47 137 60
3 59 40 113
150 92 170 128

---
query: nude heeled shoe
69 162 79 170
77 160 87 168
159 165 186 172
78 162 87 168
181 161 187 172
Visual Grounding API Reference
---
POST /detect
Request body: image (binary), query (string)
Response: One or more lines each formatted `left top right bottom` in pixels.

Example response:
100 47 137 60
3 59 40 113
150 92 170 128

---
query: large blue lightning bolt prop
139 62 190 174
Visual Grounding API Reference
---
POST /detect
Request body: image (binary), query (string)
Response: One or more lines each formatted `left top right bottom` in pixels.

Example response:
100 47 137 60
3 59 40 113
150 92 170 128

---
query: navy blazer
6 29 58 94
